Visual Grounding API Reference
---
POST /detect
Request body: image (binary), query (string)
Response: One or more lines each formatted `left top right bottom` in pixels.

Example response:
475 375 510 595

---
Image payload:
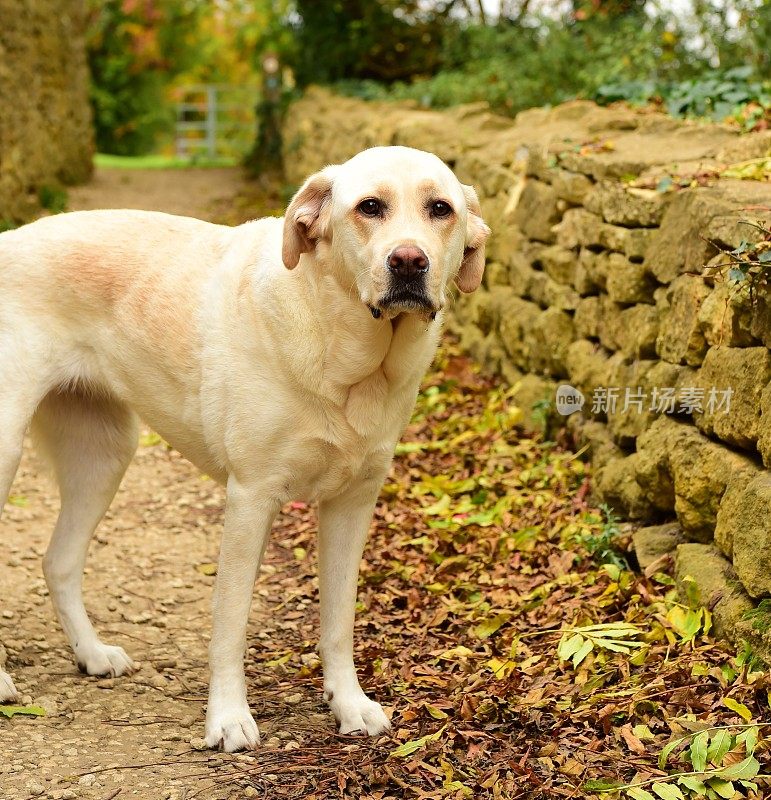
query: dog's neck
287 251 442 438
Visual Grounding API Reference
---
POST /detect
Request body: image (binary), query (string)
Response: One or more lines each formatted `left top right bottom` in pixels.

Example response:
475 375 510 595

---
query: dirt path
1 169 306 800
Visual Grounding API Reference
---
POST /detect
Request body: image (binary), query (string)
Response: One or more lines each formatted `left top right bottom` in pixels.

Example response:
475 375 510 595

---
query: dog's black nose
387 245 429 280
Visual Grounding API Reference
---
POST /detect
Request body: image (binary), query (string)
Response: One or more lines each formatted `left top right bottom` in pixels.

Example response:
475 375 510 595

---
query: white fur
0 146 489 751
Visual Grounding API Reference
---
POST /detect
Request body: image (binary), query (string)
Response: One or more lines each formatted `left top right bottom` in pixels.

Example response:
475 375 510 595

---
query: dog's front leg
318 476 391 736
205 477 278 752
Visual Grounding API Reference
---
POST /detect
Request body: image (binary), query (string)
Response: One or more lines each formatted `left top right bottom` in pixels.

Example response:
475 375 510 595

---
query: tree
291 1 455 85
86 0 206 154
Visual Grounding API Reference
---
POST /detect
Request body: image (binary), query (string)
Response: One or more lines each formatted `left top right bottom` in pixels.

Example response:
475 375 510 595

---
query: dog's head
282 146 490 318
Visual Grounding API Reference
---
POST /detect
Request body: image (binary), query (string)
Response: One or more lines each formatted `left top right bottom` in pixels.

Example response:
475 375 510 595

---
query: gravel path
1 169 315 800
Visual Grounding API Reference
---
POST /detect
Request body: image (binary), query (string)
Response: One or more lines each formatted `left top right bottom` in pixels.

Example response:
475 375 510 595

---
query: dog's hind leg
0 362 54 702
0 392 26 701
32 389 139 677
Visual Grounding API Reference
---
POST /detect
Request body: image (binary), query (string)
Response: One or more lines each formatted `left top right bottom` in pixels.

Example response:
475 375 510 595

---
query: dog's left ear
455 184 490 293
282 166 338 269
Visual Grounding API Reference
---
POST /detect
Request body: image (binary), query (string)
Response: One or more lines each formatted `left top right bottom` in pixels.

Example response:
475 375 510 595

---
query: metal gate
173 84 258 161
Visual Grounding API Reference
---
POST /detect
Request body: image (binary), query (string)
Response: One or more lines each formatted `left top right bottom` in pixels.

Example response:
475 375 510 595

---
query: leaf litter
195 343 770 799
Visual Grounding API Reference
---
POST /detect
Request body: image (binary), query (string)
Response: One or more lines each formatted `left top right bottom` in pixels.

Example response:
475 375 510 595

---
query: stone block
758 383 771 468
597 296 625 352
635 416 756 539
617 304 659 359
499 296 540 370
565 339 610 400
644 189 732 284
750 285 771 349
694 346 771 450
605 253 657 305
555 208 601 250
594 454 650 520
727 473 771 598
508 253 536 297
530 307 576 377
698 282 755 348
675 544 754 640
511 374 558 435
543 279 581 312
551 169 594 205
575 296 601 340
605 358 657 447
655 275 711 366
483 260 510 288
667 423 756 541
578 248 606 291
633 522 685 569
624 228 657 262
567 416 624 470
514 179 561 243
538 244 576 285
590 181 669 227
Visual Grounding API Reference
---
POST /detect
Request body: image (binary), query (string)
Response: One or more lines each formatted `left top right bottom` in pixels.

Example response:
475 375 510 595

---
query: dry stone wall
283 89 771 658
0 0 93 222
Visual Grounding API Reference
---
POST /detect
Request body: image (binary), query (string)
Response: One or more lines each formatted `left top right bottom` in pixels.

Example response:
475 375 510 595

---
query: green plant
580 504 629 570
742 599 771 633
589 723 767 800
704 221 771 298
38 185 68 215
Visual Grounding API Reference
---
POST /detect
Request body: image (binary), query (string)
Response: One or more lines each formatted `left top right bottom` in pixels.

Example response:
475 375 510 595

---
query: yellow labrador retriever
0 146 489 751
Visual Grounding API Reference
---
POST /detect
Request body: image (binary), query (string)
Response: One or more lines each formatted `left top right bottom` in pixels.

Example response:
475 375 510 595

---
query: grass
94 153 239 170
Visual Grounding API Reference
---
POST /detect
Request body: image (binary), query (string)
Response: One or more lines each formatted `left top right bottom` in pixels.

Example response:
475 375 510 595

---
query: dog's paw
328 690 391 737
205 704 260 752
77 643 136 678
0 669 20 703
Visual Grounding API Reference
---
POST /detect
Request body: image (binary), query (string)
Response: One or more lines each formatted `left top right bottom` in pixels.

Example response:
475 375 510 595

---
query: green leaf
0 705 46 718
689 729 709 772
632 724 656 742
388 725 446 759
705 778 735 799
659 737 682 769
558 633 584 662
714 755 760 781
584 779 623 790
423 494 452 516
736 726 759 755
626 788 656 800
706 729 733 765
572 638 594 668
651 783 684 800
722 698 753 721
473 612 512 639
574 622 643 636
678 776 707 794
424 704 448 720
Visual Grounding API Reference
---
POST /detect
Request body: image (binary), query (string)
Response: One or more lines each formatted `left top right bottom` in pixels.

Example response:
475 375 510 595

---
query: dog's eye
357 198 383 217
430 200 453 218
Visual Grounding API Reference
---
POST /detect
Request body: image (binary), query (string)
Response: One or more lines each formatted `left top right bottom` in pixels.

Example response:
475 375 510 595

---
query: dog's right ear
282 166 338 269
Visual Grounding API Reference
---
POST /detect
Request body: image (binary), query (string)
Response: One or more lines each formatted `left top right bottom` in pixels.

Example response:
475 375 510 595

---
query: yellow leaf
423 494 452 515
196 562 217 576
425 704 449 720
388 725 446 759
487 657 516 678
723 697 753 722
437 645 475 660
473 611 513 639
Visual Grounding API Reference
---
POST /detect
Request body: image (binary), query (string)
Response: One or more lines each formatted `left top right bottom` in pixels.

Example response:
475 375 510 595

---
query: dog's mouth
370 287 437 319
